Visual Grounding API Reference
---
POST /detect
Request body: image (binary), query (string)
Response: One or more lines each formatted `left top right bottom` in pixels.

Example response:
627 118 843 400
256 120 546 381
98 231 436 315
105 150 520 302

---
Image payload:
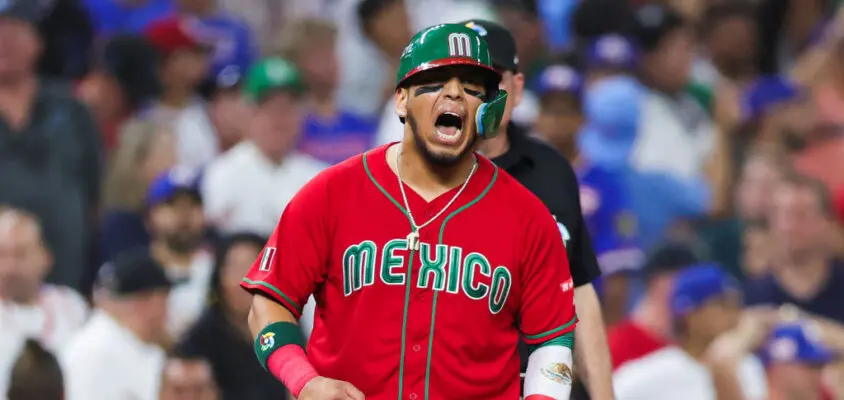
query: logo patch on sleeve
259 332 276 351
540 362 573 385
560 278 574 293
258 247 277 272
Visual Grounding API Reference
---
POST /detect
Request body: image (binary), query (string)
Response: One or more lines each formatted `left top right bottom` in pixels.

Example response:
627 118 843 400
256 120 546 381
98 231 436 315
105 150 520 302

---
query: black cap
0 0 44 25
97 249 172 296
630 3 686 53
460 19 519 73
643 240 706 279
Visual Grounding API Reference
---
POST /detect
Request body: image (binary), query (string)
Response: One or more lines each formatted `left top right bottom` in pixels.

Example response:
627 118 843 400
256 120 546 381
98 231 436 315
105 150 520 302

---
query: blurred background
2 0 844 399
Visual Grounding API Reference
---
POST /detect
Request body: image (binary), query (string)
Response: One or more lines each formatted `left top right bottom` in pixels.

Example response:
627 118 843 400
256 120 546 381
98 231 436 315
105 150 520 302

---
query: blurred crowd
2 0 844 399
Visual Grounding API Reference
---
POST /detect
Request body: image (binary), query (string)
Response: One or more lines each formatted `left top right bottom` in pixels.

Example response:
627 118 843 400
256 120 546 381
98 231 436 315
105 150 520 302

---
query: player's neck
476 132 510 159
390 142 476 198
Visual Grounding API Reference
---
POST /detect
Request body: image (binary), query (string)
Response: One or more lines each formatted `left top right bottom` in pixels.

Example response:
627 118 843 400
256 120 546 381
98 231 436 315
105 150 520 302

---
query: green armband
254 321 306 371
527 331 575 354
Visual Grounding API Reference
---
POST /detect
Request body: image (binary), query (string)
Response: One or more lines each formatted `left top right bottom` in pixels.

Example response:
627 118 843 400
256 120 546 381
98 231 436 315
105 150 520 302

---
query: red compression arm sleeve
267 345 319 397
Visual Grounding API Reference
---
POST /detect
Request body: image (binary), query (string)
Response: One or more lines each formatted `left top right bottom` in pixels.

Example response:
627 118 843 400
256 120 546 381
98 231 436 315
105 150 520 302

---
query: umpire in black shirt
460 20 615 400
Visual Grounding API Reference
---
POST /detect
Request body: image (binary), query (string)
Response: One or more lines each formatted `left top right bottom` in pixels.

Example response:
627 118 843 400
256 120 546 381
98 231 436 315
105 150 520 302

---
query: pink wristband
267 345 319 397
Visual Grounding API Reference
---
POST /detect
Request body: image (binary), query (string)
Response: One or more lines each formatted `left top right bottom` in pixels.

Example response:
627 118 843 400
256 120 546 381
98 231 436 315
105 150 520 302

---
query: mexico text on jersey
241 144 578 400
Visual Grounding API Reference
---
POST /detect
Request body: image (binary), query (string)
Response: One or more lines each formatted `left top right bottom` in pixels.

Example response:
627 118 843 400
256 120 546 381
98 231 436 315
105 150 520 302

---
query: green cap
243 57 304 102
396 23 500 89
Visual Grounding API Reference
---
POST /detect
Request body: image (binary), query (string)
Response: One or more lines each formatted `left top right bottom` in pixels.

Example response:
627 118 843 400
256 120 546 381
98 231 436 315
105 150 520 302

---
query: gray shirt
0 79 102 291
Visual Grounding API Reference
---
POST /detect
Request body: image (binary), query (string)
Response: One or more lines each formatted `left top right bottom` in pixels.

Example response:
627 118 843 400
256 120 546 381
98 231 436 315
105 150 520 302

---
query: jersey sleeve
240 174 332 319
519 207 578 345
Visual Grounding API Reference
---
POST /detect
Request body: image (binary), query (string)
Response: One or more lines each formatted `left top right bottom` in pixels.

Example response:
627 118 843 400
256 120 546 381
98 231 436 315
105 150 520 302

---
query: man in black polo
460 19 615 400
0 0 102 293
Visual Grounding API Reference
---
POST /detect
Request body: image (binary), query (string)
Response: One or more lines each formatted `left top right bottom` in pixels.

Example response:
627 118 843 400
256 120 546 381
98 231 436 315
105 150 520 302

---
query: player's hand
298 376 365 400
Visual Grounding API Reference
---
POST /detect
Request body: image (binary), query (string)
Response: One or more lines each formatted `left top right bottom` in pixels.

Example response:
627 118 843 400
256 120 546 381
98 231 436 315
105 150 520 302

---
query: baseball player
242 23 577 400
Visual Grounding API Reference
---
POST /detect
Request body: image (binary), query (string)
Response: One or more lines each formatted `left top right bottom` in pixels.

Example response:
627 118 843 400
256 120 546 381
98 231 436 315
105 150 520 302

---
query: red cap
144 18 203 57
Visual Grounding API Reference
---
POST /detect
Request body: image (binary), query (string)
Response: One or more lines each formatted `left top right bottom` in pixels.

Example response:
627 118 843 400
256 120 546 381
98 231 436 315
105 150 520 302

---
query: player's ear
395 88 409 118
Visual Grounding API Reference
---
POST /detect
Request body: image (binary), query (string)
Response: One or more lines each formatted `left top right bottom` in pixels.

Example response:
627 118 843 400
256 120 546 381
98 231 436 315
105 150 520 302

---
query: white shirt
60 311 165 400
165 251 214 339
146 98 220 170
630 91 715 181
0 285 89 398
202 141 328 236
613 346 768 400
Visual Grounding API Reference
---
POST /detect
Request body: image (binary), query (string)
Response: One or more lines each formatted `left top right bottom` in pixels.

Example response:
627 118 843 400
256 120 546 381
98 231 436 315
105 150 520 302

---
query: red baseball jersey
242 144 577 400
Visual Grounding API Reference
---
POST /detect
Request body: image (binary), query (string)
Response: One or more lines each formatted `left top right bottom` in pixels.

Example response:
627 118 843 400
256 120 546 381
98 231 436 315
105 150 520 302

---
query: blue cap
536 64 583 96
766 322 835 365
146 166 202 207
586 34 639 71
742 75 800 121
670 264 739 317
578 76 643 167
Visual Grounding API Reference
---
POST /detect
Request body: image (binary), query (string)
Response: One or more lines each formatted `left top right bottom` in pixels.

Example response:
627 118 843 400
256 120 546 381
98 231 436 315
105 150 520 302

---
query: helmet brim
396 57 501 89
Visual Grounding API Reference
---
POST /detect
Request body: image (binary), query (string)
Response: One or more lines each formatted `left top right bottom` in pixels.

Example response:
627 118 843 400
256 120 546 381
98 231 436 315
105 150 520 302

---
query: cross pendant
406 231 420 251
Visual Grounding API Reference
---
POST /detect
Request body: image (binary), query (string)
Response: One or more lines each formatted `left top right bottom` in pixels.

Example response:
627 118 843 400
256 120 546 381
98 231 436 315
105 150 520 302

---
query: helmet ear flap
475 89 508 138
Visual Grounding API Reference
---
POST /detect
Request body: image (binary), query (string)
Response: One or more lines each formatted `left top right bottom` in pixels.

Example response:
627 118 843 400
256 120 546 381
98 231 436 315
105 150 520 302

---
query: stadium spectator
0 0 102 293
177 233 288 399
144 18 220 170
697 148 791 280
100 120 177 264
202 58 327 236
582 34 640 87
765 321 837 400
77 34 161 152
607 240 703 370
613 265 770 400
173 0 258 86
696 1 758 85
278 18 377 165
6 339 64 400
0 206 88 396
159 352 220 400
205 69 250 152
532 62 642 323
61 250 171 400
744 174 844 322
146 167 214 338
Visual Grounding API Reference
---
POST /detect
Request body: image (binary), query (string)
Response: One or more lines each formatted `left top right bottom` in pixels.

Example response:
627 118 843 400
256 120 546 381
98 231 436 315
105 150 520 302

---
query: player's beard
408 112 476 168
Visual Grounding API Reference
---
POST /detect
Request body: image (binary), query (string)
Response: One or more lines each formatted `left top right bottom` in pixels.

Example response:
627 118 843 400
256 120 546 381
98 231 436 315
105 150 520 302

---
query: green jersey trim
241 278 303 315
523 316 578 343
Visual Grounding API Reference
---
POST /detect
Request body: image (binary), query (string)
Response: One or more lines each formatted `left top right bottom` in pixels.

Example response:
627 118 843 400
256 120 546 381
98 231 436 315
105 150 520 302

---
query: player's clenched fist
298 377 365 400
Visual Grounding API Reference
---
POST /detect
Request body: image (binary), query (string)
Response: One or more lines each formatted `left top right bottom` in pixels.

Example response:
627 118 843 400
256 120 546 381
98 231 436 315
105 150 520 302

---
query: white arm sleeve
524 345 574 400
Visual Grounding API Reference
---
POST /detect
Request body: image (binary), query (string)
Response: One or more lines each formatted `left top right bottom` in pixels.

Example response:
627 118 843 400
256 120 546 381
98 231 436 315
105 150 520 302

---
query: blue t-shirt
577 162 643 303
82 0 174 36
744 261 844 323
298 111 377 165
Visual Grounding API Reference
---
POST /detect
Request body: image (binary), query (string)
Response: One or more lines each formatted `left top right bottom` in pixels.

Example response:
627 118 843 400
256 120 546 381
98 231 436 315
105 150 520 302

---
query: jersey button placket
404 227 432 400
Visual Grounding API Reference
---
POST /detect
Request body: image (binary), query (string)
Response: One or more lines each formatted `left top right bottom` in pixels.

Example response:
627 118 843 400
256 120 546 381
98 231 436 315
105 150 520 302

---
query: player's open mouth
434 112 464 145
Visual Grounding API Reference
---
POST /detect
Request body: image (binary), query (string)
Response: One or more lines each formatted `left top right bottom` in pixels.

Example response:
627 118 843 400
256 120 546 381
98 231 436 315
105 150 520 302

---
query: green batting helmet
396 23 508 138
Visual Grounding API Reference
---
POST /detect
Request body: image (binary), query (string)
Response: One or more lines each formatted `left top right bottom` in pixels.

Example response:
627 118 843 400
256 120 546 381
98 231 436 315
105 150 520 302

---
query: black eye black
465 88 484 99
415 85 441 96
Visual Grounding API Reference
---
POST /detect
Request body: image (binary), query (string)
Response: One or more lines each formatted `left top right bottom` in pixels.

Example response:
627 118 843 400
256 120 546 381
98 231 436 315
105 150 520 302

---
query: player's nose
441 77 464 101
